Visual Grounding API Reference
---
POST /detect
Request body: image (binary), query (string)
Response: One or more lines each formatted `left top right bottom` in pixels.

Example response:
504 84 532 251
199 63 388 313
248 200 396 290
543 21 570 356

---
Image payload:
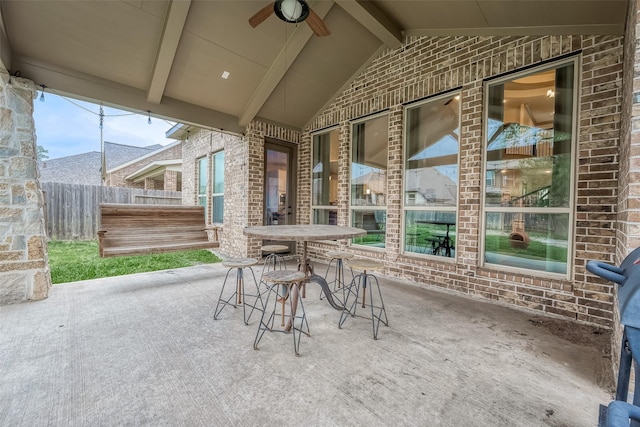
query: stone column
0 76 51 304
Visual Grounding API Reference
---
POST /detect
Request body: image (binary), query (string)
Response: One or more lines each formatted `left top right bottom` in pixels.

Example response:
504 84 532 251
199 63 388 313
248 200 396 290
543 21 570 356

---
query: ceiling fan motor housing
274 0 310 23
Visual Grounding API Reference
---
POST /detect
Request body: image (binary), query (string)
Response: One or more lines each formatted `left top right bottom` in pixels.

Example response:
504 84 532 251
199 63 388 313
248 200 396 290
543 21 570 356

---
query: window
197 156 208 219
312 129 339 225
486 170 495 187
482 60 576 275
350 114 388 247
211 151 224 224
404 93 460 257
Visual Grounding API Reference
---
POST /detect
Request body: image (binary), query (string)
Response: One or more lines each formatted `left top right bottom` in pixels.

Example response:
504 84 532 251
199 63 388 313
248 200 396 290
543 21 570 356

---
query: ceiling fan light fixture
274 0 309 24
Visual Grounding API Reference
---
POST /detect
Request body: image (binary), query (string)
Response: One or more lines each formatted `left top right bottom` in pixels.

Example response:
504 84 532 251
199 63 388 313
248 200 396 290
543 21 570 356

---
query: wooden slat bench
97 203 220 258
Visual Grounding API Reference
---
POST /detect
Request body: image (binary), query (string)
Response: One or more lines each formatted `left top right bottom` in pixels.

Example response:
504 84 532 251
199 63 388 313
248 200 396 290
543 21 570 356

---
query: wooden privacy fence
41 182 182 240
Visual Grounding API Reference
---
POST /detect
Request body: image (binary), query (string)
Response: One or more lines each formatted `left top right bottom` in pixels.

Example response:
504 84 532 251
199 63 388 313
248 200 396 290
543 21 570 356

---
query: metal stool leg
215 266 263 325
367 273 389 340
322 258 353 306
338 271 389 339
254 280 309 355
241 267 264 325
214 267 240 320
338 274 362 328
290 282 310 356
254 283 278 350
321 257 338 299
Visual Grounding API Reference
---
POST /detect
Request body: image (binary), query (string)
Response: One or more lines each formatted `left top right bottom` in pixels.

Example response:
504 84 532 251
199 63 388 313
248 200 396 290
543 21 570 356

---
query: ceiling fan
249 0 330 37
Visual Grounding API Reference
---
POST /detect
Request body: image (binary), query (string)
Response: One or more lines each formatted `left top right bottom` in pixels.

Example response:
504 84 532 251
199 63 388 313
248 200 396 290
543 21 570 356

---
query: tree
36 145 49 161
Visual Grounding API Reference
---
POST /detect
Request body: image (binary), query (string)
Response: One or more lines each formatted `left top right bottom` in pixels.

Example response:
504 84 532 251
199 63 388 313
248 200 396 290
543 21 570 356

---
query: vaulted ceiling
0 1 627 135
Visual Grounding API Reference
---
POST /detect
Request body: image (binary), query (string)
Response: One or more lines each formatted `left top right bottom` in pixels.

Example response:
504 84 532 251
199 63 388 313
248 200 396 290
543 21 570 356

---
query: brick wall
181 128 254 257
302 35 624 327
164 170 178 191
181 123 300 258
613 0 640 370
244 121 300 259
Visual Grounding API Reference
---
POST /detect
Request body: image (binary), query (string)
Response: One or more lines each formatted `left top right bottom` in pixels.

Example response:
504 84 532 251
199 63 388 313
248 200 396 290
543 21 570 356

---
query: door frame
262 138 298 252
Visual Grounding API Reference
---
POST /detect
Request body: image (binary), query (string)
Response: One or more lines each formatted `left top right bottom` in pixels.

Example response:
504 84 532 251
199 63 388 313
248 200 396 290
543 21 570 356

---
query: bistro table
243 224 366 310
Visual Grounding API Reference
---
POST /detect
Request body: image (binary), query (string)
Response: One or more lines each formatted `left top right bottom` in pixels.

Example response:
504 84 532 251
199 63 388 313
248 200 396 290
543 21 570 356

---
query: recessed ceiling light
221 71 230 79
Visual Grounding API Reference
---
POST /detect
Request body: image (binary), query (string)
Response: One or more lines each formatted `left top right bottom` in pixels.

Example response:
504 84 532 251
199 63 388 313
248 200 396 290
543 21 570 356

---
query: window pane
212 195 223 223
485 65 574 208
313 209 337 225
405 210 456 257
484 212 569 274
213 152 224 194
312 130 339 207
198 157 208 195
351 210 386 247
197 195 207 220
405 96 459 207
351 116 388 207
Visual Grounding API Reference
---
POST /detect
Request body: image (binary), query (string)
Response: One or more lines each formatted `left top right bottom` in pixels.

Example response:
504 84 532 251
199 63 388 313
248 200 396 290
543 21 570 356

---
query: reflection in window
483 61 575 275
484 212 569 274
211 151 224 224
197 156 208 220
351 114 388 247
312 129 339 225
404 93 460 257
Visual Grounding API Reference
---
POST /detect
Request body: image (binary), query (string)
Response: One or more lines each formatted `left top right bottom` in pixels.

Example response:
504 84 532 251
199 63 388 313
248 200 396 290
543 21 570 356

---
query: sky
33 92 177 160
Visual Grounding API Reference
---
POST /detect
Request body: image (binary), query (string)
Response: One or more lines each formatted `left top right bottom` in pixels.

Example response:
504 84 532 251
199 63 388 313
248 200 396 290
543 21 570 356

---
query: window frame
310 126 339 226
196 156 208 220
401 91 462 259
211 150 224 224
479 57 579 279
349 111 389 250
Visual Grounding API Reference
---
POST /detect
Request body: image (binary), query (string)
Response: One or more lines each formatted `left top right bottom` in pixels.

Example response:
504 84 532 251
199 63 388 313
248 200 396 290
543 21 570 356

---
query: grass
48 240 221 284
484 234 567 262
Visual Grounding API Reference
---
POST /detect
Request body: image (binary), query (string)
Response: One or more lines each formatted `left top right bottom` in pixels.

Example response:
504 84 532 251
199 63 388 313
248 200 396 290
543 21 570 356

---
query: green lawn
48 240 221 284
484 234 567 262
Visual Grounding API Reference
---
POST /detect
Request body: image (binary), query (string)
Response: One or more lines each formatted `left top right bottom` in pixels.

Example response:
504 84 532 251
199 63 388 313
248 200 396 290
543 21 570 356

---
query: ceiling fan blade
306 8 330 36
249 3 275 28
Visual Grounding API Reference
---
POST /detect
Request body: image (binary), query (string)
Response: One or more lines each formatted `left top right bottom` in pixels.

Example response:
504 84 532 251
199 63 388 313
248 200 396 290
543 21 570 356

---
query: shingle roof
38 142 164 185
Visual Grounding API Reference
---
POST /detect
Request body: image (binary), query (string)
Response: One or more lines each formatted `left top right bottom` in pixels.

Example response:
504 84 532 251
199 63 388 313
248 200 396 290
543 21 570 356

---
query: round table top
243 224 366 241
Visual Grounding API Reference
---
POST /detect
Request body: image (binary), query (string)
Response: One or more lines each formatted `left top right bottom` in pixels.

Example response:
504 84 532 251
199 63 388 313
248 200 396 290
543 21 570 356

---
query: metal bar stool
260 244 290 274
214 258 263 325
253 270 309 356
338 258 389 340
321 250 354 306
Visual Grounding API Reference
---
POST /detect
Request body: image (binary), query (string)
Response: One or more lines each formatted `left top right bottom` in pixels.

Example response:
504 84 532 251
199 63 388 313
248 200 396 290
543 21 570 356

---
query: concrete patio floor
0 262 614 426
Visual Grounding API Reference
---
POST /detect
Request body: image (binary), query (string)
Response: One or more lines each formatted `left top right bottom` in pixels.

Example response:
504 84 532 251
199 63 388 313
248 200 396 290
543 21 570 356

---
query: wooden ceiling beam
14 54 244 135
0 2 11 73
335 0 402 48
146 0 192 104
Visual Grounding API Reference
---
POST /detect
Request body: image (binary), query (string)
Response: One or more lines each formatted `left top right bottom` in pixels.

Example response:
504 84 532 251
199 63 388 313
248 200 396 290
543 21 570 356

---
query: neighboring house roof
125 160 182 183
405 167 457 205
38 142 166 185
38 151 102 185
107 141 181 174
105 142 163 169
